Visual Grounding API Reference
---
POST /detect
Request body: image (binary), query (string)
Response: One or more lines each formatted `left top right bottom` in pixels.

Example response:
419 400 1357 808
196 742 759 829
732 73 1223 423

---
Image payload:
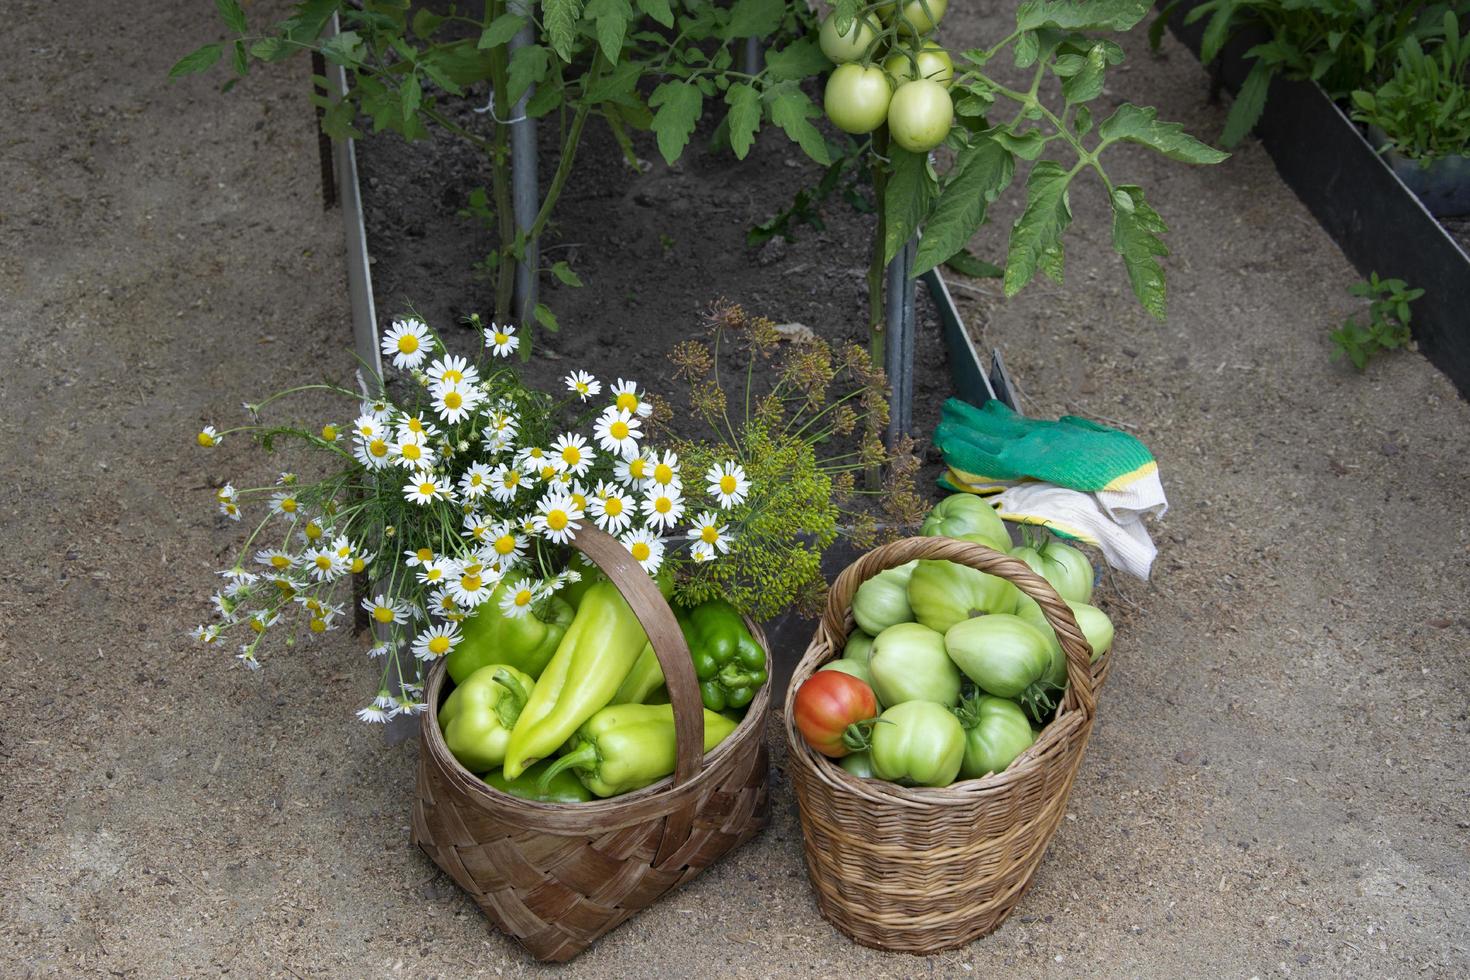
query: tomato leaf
320 31 365 69
585 0 633 65
170 43 223 78
1097 103 1229 163
1061 45 1106 104
534 303 561 332
1004 160 1073 297
1015 0 1149 33
767 82 832 165
991 129 1050 160
550 261 584 287
635 0 675 27
411 8 445 38
725 83 762 159
724 0 784 39
944 249 1005 279
1220 59 1270 147
543 0 584 62
584 59 642 105
884 146 936 267
911 134 1015 277
833 0 863 34
764 39 832 82
1110 184 1169 320
479 14 526 49
507 45 550 104
649 81 704 164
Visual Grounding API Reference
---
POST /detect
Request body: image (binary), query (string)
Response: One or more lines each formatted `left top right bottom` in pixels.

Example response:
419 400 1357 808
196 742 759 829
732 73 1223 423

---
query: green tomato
851 559 917 635
818 13 880 64
868 622 961 707
879 0 949 36
869 700 966 787
920 493 1011 551
1017 599 1114 689
882 42 954 87
954 694 1035 780
907 558 1019 633
944 613 1055 713
824 63 894 135
1011 538 1094 605
887 78 954 153
838 749 877 779
819 656 875 688
844 630 875 665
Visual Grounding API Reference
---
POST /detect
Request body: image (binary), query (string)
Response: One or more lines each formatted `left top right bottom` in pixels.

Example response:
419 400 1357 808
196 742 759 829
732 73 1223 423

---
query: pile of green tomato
819 2 956 152
793 494 1114 788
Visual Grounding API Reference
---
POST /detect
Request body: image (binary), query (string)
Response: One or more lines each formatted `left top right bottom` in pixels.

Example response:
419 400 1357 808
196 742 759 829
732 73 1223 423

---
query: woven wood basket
412 525 771 963
783 535 1108 954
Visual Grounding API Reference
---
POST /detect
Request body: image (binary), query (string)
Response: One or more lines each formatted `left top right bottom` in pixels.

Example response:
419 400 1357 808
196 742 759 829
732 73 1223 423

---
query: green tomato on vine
824 63 894 135
877 0 949 36
883 42 954 88
818 13 881 64
887 78 954 153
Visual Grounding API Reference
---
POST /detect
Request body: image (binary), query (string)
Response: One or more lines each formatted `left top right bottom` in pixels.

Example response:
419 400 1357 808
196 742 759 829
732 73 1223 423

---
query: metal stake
509 2 538 328
885 237 917 446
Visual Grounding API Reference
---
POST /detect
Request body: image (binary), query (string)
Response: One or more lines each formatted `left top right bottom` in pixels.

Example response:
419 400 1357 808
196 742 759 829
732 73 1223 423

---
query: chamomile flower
320 423 341 442
620 527 666 575
589 481 635 534
255 549 295 572
396 413 441 442
484 322 519 356
193 624 222 645
268 491 301 516
426 354 479 389
403 471 451 505
486 521 527 566
593 408 642 458
236 647 262 671
216 484 240 520
403 546 436 568
353 433 393 469
647 450 681 491
488 463 526 503
499 578 542 618
566 480 591 513
247 609 280 634
686 511 733 556
706 461 751 509
690 541 716 562
641 485 685 531
217 567 258 586
564 370 602 401
482 412 518 453
552 433 594 476
514 445 555 472
196 425 222 448
426 587 463 622
534 492 584 544
546 568 581 596
462 511 493 544
415 559 449 587
354 413 386 441
361 593 411 626
357 701 391 723
412 622 462 662
615 452 652 488
381 317 433 369
298 519 325 544
392 431 436 470
303 545 350 582
446 557 497 608
431 380 482 425
459 462 494 501
610 378 654 418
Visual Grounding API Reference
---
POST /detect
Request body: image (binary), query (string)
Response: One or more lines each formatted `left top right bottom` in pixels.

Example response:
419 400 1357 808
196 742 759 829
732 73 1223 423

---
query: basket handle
568 524 705 788
820 536 1096 716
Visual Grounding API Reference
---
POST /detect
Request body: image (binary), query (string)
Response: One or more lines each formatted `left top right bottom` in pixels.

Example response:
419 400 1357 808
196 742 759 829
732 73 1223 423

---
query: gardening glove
933 399 1167 520
988 483 1158 580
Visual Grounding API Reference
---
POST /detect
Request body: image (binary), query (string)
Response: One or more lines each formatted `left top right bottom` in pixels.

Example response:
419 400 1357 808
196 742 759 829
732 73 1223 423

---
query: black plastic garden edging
1157 0 1470 397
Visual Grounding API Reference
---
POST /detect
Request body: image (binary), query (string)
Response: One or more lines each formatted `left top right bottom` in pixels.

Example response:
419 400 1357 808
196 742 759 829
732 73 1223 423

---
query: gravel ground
2 2 1467 978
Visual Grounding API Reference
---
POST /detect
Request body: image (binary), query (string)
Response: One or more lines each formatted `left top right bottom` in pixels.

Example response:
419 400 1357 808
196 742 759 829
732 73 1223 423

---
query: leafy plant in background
1329 273 1424 370
1154 0 1470 148
1351 11 1470 164
804 0 1227 363
174 0 835 350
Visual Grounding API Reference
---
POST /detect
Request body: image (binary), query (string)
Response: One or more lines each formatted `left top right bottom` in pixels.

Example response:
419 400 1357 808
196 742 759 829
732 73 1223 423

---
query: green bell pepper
501 579 649 779
447 577 574 683
483 759 593 803
438 665 536 773
609 642 665 705
680 599 768 713
537 703 738 798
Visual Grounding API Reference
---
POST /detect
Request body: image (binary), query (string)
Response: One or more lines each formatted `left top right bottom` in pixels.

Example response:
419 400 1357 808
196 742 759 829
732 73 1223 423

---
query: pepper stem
492 669 531 730
536 743 598 793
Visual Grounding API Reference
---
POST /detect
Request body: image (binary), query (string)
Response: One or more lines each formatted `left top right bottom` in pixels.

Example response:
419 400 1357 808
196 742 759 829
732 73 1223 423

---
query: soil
3 1 1469 978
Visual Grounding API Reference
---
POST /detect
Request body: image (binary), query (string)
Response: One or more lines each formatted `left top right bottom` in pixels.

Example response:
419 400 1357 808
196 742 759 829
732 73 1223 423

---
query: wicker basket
783 535 1107 954
412 525 771 962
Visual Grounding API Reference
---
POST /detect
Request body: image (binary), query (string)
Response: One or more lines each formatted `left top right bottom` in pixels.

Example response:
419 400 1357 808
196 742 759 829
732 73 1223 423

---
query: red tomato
794 669 880 758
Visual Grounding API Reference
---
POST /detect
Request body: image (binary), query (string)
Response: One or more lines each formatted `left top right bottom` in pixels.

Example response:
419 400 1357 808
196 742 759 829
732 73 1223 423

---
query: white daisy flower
564 369 602 401
217 566 258 585
706 461 751 509
499 578 542 618
593 408 642 458
615 452 652 488
354 433 393 470
425 586 463 622
431 380 483 425
403 546 436 568
412 622 462 661
589 480 635 534
690 540 717 562
303 545 350 582
353 413 386 441
565 480 591 514
268 491 301 516
426 354 479 389
298 519 326 545
446 557 497 608
361 593 411 626
462 511 494 544
641 485 685 531
552 432 594 477
365 643 392 660
254 549 295 572
514 445 556 472
216 482 239 508
484 322 519 357
403 471 451 505
357 703 391 724
534 492 584 544
381 317 433 369
245 609 279 635
686 511 733 556
488 463 526 503
620 527 666 575
319 423 341 443
235 647 262 671
396 413 441 442
361 396 392 417
486 521 527 566
196 425 222 448
392 431 436 470
459 462 494 501
415 559 449 587
610 378 654 418
192 624 222 645
647 450 681 491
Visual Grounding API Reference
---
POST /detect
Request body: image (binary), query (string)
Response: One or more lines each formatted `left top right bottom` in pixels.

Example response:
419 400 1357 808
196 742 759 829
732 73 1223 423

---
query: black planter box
1158 1 1470 396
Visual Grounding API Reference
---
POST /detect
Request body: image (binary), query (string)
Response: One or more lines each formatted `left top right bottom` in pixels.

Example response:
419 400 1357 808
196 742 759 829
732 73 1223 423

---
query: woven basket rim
420 613 772 829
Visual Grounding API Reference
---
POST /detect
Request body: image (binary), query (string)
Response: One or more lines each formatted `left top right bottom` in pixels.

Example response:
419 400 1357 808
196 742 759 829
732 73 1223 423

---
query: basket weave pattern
411 526 772 963
783 536 1108 953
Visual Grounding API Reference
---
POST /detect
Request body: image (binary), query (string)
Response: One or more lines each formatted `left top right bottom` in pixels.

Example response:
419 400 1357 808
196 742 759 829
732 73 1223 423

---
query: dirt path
2 2 1467 977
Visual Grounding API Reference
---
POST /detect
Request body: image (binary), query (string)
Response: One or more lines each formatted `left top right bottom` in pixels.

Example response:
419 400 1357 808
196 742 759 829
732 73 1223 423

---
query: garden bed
1156 0 1470 397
